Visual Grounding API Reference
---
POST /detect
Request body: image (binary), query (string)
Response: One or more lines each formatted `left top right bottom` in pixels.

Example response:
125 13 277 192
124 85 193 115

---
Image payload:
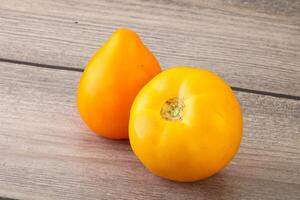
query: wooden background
0 0 299 199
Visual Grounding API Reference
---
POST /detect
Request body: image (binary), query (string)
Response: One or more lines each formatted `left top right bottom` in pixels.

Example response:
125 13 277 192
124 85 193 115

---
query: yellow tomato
77 28 161 139
129 67 243 182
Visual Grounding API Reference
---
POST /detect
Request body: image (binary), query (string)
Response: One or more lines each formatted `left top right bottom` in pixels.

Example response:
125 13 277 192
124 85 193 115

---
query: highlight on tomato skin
129 66 243 182
77 28 161 139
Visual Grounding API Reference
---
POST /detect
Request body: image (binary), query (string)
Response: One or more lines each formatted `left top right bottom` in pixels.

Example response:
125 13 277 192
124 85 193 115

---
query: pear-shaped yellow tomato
129 67 243 182
77 28 161 139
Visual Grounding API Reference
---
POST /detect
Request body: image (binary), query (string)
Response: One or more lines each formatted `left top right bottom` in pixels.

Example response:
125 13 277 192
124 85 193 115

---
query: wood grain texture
0 0 300 96
0 62 299 200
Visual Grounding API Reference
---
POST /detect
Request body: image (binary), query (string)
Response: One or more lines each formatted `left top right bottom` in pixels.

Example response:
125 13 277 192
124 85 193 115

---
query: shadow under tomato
150 170 237 199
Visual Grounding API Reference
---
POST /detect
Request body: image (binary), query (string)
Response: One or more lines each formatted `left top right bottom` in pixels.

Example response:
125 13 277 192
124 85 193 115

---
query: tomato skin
129 67 243 182
77 28 161 139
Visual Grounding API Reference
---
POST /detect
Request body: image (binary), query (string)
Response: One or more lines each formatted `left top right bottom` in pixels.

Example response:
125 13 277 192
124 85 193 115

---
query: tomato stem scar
160 97 184 121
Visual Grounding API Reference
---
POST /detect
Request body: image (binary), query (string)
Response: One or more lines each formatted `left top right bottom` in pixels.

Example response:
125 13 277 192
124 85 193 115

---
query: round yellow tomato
129 67 243 182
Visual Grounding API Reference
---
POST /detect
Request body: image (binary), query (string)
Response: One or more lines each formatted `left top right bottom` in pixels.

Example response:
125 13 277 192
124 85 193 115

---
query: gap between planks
0 57 299 101
0 197 18 200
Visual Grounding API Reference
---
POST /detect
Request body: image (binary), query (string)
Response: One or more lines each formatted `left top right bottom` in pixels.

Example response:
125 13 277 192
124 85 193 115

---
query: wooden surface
1 62 299 200
0 0 300 96
0 0 299 199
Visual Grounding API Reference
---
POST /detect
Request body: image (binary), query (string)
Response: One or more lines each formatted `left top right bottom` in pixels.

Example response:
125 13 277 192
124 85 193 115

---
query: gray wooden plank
0 62 299 200
0 0 299 96
173 0 300 17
